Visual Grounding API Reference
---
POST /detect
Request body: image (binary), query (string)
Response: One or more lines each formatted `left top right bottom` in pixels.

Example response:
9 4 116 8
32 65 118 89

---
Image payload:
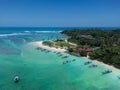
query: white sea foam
0 33 29 37
34 31 61 33
0 30 62 37
58 31 62 33
24 31 31 33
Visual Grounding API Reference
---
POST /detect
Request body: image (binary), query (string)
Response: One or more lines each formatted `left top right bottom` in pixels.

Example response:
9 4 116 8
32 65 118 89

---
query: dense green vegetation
62 29 120 47
42 40 75 49
90 46 120 68
54 40 69 47
67 47 74 53
54 39 75 48
79 51 87 57
42 41 53 47
62 29 120 68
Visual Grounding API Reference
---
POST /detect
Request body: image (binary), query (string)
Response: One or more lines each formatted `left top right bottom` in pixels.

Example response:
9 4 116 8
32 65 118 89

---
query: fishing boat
84 61 92 65
62 56 69 59
62 60 69 64
89 64 98 68
72 59 76 61
102 70 112 74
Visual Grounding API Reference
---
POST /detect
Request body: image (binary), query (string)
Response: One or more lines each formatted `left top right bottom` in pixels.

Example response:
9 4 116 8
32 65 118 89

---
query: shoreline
32 41 67 52
83 57 120 74
94 60 120 74
32 41 120 73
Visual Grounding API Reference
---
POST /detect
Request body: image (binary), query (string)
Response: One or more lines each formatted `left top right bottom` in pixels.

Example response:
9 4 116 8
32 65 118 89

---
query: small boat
72 59 76 61
117 76 120 79
89 64 98 68
14 75 19 83
102 70 112 74
84 61 92 65
63 62 66 64
62 56 69 59
36 47 41 50
43 49 46 51
62 60 69 64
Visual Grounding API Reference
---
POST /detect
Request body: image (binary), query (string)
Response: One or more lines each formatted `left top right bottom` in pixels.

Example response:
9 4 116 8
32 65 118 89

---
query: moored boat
84 61 92 65
102 70 112 74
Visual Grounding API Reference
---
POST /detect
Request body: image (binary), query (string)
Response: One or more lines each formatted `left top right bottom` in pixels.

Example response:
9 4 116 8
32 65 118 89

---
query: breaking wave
0 30 62 37
0 33 29 37
33 31 62 33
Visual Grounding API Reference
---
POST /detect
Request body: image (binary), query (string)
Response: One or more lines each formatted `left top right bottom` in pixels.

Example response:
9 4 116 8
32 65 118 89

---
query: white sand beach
83 57 120 75
32 41 120 74
94 60 120 75
32 41 67 52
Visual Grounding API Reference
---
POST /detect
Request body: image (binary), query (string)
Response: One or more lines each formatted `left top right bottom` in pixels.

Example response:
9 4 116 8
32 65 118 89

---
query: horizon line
0 26 120 28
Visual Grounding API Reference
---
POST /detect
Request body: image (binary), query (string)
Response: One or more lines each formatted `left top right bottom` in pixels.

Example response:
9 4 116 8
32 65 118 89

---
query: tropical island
35 29 120 69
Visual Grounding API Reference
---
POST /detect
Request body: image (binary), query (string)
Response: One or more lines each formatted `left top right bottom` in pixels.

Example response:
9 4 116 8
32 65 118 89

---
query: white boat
14 75 19 83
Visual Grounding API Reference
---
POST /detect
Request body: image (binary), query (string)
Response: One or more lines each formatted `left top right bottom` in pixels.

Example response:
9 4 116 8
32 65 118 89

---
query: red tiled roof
85 48 93 52
78 48 85 51
78 48 93 52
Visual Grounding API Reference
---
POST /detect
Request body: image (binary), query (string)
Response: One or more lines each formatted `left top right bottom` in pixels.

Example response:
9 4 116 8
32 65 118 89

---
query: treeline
61 29 120 47
89 46 120 68
61 29 120 68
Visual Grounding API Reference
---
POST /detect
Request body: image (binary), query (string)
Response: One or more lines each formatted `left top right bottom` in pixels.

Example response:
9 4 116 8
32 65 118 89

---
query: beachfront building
77 48 93 57
78 48 93 52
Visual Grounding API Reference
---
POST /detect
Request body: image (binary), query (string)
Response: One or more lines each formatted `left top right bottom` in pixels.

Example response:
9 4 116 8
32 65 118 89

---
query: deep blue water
0 27 119 34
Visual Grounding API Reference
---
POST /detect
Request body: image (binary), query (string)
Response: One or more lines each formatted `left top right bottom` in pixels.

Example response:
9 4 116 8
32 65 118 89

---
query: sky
0 0 120 27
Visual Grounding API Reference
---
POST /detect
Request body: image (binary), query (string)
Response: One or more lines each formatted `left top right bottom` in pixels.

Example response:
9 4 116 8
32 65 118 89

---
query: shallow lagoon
0 30 120 90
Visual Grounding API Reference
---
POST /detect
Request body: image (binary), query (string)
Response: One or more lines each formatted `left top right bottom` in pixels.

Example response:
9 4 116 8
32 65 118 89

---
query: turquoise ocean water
0 27 120 90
